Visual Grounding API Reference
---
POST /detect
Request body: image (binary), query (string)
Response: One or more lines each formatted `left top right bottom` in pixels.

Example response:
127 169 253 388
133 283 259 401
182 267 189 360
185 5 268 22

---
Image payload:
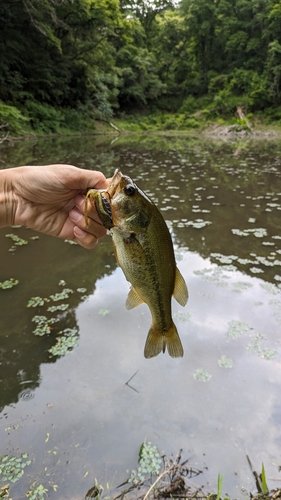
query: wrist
0 169 18 228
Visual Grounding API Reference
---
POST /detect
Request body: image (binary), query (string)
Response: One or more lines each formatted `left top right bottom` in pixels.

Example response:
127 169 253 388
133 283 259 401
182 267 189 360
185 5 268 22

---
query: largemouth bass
85 169 188 358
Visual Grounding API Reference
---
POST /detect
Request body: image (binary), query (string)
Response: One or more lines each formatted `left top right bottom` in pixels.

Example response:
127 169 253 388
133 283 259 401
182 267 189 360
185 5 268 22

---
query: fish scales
85 169 188 358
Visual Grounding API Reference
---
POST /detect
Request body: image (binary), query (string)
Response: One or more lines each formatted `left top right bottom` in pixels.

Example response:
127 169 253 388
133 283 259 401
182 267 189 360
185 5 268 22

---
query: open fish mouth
100 193 113 224
106 169 122 199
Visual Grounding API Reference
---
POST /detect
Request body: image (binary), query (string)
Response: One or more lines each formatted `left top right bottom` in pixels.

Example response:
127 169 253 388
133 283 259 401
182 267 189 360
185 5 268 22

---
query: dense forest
1 0 281 136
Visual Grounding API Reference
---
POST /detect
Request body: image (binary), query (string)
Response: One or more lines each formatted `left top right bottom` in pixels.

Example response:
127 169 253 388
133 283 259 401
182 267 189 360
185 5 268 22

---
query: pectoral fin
126 286 144 310
173 267 188 306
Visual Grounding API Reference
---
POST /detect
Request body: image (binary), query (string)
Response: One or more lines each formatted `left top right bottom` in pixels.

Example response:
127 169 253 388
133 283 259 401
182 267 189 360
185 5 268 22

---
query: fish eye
124 184 136 196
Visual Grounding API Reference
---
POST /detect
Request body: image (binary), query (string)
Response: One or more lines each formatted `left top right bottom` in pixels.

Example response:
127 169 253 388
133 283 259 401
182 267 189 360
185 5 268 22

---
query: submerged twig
125 370 139 393
143 463 175 500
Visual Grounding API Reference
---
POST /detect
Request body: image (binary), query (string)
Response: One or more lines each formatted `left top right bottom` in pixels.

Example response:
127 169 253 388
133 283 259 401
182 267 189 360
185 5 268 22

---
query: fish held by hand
85 169 188 359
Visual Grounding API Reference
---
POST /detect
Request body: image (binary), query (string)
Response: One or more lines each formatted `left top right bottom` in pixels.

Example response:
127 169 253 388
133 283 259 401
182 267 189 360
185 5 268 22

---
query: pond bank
2 117 281 148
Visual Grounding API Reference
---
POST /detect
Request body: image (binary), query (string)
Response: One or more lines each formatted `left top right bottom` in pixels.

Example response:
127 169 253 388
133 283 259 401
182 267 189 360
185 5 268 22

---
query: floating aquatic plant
31 315 58 336
260 282 281 295
26 483 48 500
269 300 281 324
176 219 212 229
194 267 230 287
27 296 47 308
226 320 251 339
5 233 28 248
174 311 191 322
250 267 264 274
0 453 31 483
48 328 79 356
247 333 277 360
0 278 19 290
47 303 69 313
98 309 110 316
64 239 78 245
193 368 212 382
129 442 162 484
231 228 267 238
232 281 253 293
49 288 74 301
218 355 233 368
210 253 237 265
27 281 81 356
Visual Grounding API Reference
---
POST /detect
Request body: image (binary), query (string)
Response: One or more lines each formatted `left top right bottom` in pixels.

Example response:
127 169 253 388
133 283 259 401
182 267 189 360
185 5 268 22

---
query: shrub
0 101 29 136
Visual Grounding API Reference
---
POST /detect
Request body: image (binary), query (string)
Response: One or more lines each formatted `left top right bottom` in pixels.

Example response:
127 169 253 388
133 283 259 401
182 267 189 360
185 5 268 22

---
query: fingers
69 207 106 234
73 226 100 250
69 194 107 250
74 194 104 226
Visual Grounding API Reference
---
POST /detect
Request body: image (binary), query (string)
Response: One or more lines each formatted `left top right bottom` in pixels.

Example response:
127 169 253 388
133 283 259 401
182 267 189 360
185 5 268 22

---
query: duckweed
129 442 162 484
193 368 212 382
0 278 19 289
226 320 251 339
218 355 233 368
0 453 31 483
26 483 48 500
247 333 277 360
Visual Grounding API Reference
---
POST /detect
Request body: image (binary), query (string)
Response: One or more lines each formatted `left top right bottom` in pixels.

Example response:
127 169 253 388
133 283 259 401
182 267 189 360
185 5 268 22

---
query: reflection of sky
1 248 281 497
1 141 281 498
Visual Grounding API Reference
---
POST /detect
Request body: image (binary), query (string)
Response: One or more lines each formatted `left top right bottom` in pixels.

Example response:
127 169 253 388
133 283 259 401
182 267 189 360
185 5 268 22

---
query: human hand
1 164 108 249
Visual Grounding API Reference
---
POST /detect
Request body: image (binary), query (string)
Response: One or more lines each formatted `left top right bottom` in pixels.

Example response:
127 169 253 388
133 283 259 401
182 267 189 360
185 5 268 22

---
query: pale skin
0 164 108 249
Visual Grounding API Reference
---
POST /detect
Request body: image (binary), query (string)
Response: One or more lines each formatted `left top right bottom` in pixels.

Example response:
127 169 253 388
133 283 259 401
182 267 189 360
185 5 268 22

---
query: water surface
1 135 281 499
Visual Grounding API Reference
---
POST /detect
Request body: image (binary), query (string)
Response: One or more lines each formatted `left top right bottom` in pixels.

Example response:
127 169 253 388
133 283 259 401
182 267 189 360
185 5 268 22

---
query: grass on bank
2 97 281 143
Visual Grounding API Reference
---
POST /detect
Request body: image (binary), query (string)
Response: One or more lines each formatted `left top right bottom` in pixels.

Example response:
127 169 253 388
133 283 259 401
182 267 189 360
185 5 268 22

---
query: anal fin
126 286 144 310
173 267 188 307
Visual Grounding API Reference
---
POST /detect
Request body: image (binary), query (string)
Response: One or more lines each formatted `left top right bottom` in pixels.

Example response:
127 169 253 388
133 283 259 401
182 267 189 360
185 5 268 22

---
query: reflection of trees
1 136 281 411
0 228 117 412
111 141 281 286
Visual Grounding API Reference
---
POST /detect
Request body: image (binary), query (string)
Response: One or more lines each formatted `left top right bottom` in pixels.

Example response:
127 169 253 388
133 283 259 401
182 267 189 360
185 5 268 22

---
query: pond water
0 135 281 499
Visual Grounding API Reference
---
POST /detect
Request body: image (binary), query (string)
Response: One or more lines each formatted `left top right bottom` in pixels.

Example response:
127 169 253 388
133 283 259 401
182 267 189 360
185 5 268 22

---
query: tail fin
144 322 184 359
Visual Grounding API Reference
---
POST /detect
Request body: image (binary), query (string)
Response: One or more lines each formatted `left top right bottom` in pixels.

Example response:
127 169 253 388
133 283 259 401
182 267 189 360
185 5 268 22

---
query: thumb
81 170 108 191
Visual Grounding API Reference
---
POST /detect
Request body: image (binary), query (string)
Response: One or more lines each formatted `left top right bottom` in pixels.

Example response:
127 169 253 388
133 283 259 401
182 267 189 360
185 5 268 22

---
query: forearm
0 169 18 228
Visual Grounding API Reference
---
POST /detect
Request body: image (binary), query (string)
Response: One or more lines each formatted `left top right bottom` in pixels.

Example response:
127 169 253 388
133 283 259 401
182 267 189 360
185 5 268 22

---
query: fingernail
74 227 85 238
70 210 81 223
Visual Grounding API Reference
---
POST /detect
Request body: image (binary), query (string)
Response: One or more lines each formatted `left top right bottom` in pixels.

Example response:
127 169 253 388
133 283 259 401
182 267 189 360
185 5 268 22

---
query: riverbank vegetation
1 0 281 141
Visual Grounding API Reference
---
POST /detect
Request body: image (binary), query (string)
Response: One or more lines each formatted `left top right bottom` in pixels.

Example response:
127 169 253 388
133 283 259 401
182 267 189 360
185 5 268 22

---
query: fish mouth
106 169 122 199
107 169 135 200
100 194 113 227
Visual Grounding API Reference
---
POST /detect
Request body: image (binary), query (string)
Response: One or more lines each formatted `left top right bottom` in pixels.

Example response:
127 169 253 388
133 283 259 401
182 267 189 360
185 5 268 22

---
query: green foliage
193 368 212 382
2 0 281 133
216 473 224 500
129 442 162 484
0 102 29 136
0 454 31 483
27 297 46 308
5 233 28 251
49 288 74 301
31 315 59 336
0 279 19 290
26 484 48 500
27 281 81 357
47 303 69 312
261 463 268 495
24 101 64 134
48 328 79 356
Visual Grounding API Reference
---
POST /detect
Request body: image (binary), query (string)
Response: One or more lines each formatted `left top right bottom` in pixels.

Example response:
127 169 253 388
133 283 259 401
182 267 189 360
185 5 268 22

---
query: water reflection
0 136 281 498
0 227 117 412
